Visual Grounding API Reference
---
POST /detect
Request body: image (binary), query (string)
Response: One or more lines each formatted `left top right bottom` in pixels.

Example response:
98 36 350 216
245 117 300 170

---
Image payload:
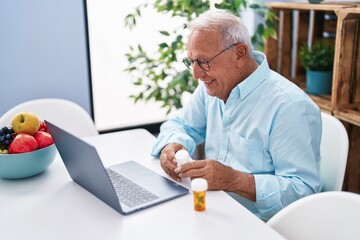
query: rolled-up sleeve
151 86 207 157
151 122 197 157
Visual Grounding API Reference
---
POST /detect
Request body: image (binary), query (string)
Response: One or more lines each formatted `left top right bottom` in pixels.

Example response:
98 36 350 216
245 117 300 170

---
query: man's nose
192 63 206 79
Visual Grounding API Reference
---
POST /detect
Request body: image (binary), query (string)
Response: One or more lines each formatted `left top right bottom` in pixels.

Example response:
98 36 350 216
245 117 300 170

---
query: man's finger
181 160 207 172
160 152 181 181
179 168 205 179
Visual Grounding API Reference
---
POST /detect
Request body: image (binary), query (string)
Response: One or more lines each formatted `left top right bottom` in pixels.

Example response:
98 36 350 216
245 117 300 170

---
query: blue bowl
308 0 323 3
0 144 57 179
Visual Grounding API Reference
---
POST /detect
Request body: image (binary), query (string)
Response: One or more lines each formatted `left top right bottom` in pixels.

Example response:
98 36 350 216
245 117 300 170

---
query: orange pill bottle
191 178 208 212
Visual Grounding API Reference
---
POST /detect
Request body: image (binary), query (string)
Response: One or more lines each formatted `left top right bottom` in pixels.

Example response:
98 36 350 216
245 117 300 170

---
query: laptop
45 120 189 215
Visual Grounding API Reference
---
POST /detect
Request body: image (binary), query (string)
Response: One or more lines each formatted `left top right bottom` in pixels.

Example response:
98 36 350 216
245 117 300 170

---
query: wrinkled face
187 29 240 101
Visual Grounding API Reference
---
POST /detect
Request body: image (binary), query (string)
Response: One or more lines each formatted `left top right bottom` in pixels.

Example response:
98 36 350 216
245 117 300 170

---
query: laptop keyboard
106 168 159 208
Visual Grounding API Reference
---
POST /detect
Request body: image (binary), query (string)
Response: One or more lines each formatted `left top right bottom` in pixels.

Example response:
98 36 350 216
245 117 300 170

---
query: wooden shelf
267 2 360 11
308 94 333 112
334 103 360 127
332 7 360 127
295 76 333 112
265 2 360 119
265 2 360 193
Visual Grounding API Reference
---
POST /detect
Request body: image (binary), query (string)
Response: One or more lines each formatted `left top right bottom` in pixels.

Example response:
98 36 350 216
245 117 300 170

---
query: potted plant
299 39 335 95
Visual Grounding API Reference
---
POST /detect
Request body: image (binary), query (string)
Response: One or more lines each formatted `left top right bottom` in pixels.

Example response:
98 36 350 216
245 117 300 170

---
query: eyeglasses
183 43 240 72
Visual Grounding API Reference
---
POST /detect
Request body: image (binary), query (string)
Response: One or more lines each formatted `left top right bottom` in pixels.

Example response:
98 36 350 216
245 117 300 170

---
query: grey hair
187 9 253 55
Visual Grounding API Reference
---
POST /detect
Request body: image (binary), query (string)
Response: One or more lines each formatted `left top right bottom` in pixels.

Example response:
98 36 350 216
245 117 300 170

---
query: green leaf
124 66 137 72
234 0 241 9
257 24 264 35
249 3 260 9
159 42 168 49
159 31 170 36
299 40 335 71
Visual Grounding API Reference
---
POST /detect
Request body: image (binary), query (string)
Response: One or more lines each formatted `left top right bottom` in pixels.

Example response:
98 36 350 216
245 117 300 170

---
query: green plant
299 40 335 71
124 0 277 114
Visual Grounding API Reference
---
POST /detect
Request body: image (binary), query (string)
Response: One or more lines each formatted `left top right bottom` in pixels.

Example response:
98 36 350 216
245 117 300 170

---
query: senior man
151 9 322 221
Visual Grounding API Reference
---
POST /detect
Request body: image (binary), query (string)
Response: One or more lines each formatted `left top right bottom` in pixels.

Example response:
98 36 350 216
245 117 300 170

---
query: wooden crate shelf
265 2 360 125
334 102 360 126
308 93 333 112
332 7 360 127
265 2 360 193
265 2 360 114
267 2 360 11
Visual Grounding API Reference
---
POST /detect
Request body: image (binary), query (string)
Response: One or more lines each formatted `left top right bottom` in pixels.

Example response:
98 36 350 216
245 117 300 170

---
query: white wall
0 0 92 118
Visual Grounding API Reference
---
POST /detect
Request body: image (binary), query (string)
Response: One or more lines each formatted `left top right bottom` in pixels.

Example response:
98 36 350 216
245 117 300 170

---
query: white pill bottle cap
191 178 208 192
175 149 192 166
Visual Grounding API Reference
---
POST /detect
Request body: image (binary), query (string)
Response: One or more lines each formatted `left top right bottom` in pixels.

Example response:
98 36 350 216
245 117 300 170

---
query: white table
0 129 285 240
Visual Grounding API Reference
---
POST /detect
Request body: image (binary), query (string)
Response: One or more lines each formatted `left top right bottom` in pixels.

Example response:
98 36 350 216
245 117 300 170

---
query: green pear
11 112 40 135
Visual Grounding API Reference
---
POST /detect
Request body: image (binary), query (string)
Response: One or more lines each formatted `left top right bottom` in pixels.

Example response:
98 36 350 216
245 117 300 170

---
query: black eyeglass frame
183 42 241 72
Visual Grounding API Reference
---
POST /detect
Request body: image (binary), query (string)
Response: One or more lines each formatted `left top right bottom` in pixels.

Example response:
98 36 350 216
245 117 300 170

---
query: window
87 0 183 131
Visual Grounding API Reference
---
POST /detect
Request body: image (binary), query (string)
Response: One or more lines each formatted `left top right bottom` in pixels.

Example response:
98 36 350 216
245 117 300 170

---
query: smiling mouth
202 79 215 84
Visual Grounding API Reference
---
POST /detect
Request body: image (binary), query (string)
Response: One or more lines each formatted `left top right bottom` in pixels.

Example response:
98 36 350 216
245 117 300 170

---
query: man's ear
235 44 247 66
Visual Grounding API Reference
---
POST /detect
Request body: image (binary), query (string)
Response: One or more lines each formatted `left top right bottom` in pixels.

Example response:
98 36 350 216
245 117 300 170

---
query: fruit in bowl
34 131 54 149
9 133 39 154
0 112 56 179
0 144 57 179
11 112 40 135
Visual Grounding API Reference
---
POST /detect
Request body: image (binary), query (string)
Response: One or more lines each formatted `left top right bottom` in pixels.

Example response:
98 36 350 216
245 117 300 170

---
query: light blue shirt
152 51 322 221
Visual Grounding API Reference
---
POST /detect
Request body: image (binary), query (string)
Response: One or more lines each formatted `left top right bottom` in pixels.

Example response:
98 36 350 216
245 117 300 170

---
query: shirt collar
237 51 270 100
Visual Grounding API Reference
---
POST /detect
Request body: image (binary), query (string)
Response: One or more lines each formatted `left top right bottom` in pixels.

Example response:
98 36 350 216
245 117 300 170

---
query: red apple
38 121 49 132
9 133 39 154
34 131 54 149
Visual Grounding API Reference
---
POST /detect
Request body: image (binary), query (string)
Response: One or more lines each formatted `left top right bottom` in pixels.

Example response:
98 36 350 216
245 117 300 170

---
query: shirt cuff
254 174 283 220
151 133 196 157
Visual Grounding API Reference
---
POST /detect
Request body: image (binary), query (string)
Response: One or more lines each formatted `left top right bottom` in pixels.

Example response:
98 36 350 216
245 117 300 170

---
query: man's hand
175 159 256 201
159 143 186 181
175 159 236 190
